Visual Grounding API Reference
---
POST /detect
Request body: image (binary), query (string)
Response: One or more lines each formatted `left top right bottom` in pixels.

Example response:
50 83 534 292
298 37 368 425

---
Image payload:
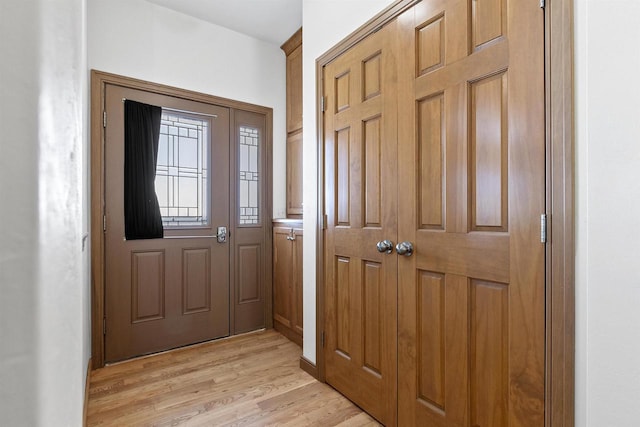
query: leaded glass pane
238 126 260 225
155 111 209 227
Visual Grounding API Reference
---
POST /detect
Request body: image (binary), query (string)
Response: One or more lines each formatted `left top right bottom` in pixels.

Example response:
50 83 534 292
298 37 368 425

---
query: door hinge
540 214 547 243
323 214 328 230
321 331 325 348
540 0 545 8
103 317 106 335
103 111 107 128
103 214 107 232
321 96 326 112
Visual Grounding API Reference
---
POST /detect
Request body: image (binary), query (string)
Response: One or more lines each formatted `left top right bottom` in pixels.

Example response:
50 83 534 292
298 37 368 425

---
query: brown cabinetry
285 43 302 133
281 28 303 217
272 220 303 346
286 130 303 216
275 30 304 346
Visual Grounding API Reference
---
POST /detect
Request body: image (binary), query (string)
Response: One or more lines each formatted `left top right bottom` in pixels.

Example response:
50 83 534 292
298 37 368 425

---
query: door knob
376 240 394 254
395 241 413 256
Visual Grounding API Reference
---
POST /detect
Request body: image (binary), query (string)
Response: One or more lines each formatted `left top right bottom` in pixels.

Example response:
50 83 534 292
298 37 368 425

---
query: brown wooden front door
323 22 399 426
104 84 231 363
323 0 545 425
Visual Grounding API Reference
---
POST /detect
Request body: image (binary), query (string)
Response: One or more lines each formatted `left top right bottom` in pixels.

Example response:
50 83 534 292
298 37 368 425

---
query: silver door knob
395 241 413 256
376 240 394 254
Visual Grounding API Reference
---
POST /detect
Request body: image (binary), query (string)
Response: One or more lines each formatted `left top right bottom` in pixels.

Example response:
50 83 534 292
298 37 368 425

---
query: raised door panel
334 256 354 358
182 248 211 315
417 93 445 230
471 0 506 49
416 271 445 410
469 72 508 231
335 127 351 226
234 240 266 334
131 251 165 323
470 279 509 427
362 260 382 376
363 116 382 227
417 14 445 75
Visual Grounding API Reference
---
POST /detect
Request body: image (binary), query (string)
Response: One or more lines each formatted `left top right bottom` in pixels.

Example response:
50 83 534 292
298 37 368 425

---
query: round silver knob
376 239 394 254
395 241 413 256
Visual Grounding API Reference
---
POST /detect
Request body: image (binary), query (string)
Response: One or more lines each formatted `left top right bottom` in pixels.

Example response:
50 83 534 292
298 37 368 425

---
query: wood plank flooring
87 330 380 426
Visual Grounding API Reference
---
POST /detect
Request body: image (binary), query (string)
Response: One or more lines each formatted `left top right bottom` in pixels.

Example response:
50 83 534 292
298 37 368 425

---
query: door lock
215 226 227 243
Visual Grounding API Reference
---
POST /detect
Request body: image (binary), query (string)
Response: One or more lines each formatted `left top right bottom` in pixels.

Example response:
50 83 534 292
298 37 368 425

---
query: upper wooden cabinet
281 28 303 217
282 28 303 134
286 130 303 216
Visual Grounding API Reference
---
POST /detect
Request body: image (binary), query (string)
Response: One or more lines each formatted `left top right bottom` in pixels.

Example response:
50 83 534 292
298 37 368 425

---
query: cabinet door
286 130 304 216
286 44 303 133
292 227 304 336
273 227 293 328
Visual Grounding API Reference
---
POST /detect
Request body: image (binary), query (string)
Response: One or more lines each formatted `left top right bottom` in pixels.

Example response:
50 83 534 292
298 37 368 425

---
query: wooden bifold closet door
323 22 399 426
323 0 546 426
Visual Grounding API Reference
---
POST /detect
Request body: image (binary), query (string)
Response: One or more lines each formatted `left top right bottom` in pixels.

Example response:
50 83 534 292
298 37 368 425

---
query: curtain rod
122 98 218 118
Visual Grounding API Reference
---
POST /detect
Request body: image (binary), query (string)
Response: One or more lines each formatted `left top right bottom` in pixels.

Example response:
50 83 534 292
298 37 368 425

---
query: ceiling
144 0 302 46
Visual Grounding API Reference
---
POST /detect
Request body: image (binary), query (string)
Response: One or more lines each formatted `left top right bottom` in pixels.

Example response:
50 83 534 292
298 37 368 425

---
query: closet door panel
323 22 398 427
397 1 546 426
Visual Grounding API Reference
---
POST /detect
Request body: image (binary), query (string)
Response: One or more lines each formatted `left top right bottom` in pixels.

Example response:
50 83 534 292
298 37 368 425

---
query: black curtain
124 100 164 240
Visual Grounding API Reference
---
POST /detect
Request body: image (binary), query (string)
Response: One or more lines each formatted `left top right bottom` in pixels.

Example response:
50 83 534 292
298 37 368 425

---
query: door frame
90 70 274 369
314 0 575 425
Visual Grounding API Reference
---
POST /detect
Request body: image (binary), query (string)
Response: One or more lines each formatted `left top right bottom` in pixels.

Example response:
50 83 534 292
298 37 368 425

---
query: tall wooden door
323 22 399 426
104 84 231 363
396 0 545 426
323 0 545 425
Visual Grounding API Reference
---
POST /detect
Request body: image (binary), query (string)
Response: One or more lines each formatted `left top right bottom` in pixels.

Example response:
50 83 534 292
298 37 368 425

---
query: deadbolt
215 226 227 243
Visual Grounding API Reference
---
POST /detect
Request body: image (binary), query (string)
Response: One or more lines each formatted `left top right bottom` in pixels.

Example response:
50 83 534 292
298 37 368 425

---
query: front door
104 84 231 362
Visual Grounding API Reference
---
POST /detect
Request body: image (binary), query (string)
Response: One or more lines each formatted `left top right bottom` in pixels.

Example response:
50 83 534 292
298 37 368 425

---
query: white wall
88 0 288 218
0 0 88 425
575 1 640 426
301 0 396 363
88 0 399 372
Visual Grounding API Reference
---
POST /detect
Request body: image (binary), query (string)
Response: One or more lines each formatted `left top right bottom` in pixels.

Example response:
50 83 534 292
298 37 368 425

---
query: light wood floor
87 330 380 426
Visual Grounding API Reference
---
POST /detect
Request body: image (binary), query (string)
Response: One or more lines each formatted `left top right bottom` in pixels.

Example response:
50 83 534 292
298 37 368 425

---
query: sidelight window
238 125 260 225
